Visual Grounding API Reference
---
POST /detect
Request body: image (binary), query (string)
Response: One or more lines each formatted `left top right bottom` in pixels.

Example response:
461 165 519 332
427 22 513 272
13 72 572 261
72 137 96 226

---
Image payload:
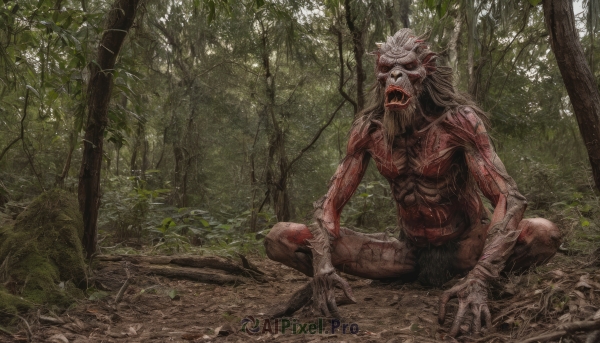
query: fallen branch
170 256 247 274
143 265 244 285
97 254 265 281
520 319 600 343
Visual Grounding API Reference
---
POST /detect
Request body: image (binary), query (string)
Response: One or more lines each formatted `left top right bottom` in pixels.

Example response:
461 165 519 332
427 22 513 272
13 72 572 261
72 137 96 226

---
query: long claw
438 291 454 325
332 273 356 303
449 302 467 337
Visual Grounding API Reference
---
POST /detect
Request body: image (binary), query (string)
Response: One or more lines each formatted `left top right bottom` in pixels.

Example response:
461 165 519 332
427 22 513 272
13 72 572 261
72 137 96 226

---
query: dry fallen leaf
48 333 69 343
128 326 138 336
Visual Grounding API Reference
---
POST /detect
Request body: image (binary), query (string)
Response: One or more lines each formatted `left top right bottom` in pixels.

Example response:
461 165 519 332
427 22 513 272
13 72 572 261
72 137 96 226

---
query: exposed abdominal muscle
367 123 477 246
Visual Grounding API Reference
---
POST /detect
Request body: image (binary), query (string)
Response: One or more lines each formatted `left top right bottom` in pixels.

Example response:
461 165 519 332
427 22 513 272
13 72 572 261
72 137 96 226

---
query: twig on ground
16 315 32 342
39 315 65 325
115 263 132 304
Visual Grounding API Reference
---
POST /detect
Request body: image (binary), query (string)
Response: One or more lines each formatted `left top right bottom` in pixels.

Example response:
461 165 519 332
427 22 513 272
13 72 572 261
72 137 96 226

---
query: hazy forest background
1 0 599 256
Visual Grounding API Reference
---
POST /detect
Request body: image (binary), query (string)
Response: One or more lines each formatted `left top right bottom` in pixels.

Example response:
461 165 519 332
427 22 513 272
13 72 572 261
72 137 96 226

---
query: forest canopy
0 0 597 256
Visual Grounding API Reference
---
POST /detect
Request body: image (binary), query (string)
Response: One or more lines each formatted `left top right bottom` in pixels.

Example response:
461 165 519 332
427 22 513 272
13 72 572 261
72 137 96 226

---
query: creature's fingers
449 302 468 337
318 298 331 317
438 289 457 325
332 273 356 303
482 304 492 330
326 290 341 318
312 282 331 317
471 303 482 334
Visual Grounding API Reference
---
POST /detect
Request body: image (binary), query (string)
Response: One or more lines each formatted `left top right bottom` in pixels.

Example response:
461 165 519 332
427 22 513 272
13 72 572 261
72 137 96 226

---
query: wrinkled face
376 50 427 111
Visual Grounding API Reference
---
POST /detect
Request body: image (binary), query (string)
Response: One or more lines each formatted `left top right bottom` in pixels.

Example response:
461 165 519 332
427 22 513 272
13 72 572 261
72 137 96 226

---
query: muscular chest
369 127 460 179
368 125 470 210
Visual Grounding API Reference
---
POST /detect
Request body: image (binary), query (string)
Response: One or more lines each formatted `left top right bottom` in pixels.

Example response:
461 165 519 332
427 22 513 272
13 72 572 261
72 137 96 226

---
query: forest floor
2 250 600 343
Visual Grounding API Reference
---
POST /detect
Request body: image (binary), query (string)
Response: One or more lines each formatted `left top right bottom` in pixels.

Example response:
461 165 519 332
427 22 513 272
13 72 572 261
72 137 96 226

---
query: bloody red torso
362 112 487 246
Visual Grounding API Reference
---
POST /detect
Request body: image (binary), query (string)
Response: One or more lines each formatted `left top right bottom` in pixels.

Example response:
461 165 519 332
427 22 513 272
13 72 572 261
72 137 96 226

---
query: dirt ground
1 251 600 343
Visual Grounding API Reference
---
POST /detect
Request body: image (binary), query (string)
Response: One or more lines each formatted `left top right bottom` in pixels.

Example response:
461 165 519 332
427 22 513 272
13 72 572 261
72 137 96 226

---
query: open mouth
385 86 411 110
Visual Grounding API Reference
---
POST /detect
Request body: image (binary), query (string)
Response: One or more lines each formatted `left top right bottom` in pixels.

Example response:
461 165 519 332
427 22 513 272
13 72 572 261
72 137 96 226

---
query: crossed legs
264 218 561 280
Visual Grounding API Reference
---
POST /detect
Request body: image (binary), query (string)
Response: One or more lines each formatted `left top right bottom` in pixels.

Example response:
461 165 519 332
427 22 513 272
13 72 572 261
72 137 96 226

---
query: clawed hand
311 271 356 318
438 277 492 337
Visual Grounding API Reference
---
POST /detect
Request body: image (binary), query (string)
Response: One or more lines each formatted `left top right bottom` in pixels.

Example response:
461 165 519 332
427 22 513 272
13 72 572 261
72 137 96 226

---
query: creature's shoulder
442 106 489 140
346 117 384 155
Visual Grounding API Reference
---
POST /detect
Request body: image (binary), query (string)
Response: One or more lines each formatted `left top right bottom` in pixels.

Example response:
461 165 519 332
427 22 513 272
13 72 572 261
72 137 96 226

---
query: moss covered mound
0 189 87 324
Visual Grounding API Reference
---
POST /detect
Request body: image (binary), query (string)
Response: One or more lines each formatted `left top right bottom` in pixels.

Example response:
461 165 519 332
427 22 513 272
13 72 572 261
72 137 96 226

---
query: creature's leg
504 218 561 273
453 218 561 274
264 222 416 279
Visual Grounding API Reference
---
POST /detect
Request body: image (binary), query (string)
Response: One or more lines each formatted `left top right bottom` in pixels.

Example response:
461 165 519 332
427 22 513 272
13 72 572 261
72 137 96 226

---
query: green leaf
88 290 108 301
581 218 591 227
167 289 178 299
528 0 542 6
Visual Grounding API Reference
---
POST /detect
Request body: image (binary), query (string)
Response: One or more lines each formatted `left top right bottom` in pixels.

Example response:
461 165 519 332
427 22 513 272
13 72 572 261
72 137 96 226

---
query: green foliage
1 0 600 261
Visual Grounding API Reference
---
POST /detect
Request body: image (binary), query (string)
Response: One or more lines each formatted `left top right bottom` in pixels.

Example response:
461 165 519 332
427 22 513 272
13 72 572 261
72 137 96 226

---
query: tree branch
0 89 29 163
285 99 347 176
334 27 357 114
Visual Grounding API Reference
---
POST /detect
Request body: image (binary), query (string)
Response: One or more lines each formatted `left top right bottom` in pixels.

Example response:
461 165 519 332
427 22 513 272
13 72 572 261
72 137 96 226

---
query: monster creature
264 29 561 337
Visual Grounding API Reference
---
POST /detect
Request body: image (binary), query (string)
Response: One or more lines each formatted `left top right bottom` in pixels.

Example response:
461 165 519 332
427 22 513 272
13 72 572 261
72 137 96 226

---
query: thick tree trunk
543 0 600 191
397 0 410 29
78 0 141 258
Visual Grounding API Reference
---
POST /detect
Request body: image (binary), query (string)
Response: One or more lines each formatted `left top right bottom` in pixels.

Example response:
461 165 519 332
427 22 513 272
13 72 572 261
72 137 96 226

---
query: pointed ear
422 52 437 75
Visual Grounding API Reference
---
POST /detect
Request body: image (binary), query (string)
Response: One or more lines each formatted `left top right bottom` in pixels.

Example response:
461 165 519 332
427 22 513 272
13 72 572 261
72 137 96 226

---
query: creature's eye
404 62 418 70
380 65 391 73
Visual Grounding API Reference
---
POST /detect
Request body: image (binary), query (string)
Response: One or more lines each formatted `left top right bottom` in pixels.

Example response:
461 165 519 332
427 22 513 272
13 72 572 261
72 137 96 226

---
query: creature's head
376 29 436 113
373 29 437 141
358 29 485 145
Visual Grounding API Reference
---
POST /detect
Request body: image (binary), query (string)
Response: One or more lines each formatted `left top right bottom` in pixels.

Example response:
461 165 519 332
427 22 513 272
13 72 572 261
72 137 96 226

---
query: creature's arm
439 107 526 336
461 108 526 281
308 124 370 316
314 129 371 240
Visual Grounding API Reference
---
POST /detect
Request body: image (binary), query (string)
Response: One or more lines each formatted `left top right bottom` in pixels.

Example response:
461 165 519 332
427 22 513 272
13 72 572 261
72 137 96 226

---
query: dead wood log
142 265 244 285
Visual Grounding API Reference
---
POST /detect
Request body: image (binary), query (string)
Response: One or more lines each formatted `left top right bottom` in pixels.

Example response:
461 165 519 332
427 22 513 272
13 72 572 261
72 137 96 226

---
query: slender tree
78 0 142 258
